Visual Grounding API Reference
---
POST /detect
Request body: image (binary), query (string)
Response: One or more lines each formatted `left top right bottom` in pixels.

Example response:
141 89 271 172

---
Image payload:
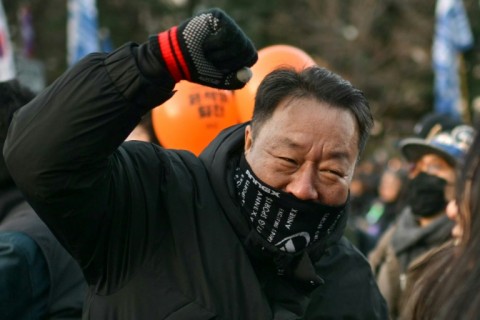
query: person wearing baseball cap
369 122 475 319
401 124 474 169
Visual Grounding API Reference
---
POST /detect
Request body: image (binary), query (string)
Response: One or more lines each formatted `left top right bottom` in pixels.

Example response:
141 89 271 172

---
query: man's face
410 154 456 200
244 97 359 206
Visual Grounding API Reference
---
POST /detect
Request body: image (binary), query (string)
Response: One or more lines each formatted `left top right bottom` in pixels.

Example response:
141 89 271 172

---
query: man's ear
244 124 253 154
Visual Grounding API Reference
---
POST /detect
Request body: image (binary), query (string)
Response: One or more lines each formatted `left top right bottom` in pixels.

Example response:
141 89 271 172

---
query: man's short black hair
251 66 373 158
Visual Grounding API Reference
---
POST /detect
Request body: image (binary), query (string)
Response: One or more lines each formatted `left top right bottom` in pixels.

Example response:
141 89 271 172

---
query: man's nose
284 165 319 201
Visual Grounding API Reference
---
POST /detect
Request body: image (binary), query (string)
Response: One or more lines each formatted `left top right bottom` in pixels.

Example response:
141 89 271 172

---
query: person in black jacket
4 8 387 319
0 80 87 319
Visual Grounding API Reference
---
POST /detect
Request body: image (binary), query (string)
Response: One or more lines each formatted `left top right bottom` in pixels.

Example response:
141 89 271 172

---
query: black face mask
406 172 448 218
233 156 347 253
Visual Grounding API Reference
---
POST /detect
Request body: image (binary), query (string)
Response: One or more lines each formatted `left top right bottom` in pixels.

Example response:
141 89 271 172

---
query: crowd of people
1 7 479 320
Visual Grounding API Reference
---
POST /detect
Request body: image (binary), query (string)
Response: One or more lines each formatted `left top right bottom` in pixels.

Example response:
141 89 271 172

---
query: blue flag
432 0 474 119
67 0 100 66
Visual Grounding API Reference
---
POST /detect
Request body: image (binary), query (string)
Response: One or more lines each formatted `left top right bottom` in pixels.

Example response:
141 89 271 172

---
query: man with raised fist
4 8 386 319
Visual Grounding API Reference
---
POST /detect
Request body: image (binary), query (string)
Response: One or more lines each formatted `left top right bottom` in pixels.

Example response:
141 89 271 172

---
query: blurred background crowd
2 0 480 166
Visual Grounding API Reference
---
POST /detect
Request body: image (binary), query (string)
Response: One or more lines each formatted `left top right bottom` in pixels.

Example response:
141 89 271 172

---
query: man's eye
326 169 344 177
279 157 296 165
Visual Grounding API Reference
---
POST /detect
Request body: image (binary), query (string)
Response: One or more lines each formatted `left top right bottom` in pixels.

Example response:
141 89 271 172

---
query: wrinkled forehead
252 95 356 133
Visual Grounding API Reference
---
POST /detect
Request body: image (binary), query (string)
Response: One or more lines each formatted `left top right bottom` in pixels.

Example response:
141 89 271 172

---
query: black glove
152 8 257 90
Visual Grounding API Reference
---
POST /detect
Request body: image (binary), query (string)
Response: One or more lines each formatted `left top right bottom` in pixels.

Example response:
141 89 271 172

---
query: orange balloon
152 81 239 155
234 45 316 122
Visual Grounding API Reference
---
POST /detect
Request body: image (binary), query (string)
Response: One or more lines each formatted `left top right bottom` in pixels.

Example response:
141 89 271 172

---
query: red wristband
158 27 191 82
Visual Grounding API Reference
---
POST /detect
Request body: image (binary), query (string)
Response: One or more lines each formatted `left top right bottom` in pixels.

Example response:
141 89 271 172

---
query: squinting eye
326 169 344 177
280 157 296 164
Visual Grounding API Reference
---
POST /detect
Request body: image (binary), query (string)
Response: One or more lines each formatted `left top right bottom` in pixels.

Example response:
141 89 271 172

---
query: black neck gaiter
233 156 347 253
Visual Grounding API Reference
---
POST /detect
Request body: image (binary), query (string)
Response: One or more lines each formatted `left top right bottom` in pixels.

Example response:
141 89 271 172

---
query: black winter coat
4 43 387 319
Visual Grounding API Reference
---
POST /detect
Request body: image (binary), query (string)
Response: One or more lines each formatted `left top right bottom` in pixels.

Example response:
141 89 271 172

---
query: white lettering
313 213 334 241
316 213 330 230
267 228 277 242
273 208 284 229
240 180 250 204
257 219 266 233
285 209 298 230
252 191 263 216
260 197 273 219
246 169 281 198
